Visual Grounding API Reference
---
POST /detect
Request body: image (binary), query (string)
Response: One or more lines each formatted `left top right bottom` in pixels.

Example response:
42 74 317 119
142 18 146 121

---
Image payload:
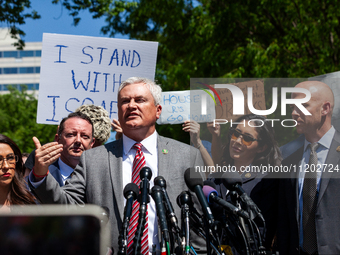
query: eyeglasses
0 155 18 168
229 128 258 146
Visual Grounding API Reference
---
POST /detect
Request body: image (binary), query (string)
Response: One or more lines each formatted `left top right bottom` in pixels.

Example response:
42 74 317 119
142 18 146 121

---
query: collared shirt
122 131 160 254
58 158 74 185
298 126 335 249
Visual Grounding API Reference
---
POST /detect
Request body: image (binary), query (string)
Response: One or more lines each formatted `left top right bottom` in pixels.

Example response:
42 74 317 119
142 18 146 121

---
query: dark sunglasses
229 127 258 146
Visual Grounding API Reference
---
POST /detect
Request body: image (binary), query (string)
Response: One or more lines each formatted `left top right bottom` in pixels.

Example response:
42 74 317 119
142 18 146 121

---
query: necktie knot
309 142 319 152
133 142 143 151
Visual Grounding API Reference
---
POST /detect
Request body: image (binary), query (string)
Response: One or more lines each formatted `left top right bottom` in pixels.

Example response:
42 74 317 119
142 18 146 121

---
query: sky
17 0 127 42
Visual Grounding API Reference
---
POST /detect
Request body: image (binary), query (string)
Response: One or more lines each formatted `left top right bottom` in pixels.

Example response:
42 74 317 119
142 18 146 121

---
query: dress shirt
122 131 160 254
298 126 335 249
58 158 75 185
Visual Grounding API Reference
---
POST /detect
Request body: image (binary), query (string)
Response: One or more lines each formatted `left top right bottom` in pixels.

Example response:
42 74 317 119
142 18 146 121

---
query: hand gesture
32 137 63 179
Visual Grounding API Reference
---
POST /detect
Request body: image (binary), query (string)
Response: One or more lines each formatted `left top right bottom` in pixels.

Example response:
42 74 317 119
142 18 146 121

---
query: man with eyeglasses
278 81 340 255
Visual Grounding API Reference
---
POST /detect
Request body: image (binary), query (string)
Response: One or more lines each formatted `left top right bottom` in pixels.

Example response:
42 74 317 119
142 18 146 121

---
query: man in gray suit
278 81 340 255
29 111 95 186
29 77 205 254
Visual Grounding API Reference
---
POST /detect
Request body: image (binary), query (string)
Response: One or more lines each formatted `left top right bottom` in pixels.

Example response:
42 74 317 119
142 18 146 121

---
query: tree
0 87 57 153
0 0 40 49
52 0 340 144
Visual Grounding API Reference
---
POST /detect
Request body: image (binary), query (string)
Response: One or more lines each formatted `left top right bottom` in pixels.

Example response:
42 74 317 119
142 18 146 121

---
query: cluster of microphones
118 167 269 255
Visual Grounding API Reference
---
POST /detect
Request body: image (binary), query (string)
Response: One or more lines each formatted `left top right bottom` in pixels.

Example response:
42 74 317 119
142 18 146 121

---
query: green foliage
0 0 40 49
0 87 57 153
54 0 340 144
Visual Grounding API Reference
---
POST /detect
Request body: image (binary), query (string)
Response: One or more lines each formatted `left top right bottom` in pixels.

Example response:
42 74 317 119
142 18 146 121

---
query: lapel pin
245 173 251 178
337 146 340 152
162 149 168 154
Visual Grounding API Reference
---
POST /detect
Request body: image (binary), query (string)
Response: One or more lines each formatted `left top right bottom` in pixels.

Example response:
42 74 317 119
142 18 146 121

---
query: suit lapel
108 139 125 219
49 160 64 186
157 135 171 182
318 131 340 206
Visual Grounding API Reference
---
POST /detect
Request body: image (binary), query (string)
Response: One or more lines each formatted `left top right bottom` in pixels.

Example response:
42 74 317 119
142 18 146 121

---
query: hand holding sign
182 120 201 148
32 137 63 180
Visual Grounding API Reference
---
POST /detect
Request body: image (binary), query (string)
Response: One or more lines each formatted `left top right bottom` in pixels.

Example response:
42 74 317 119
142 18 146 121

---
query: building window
3 68 18 74
1 50 42 58
0 67 40 74
19 51 34 58
0 83 39 91
3 51 19 58
19 67 34 73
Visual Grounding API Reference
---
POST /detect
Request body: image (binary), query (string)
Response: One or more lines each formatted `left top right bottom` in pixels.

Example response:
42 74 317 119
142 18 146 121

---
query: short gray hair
118 77 162 106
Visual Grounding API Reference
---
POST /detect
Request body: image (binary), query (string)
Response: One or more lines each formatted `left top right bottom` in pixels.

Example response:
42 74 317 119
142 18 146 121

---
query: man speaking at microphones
29 77 205 254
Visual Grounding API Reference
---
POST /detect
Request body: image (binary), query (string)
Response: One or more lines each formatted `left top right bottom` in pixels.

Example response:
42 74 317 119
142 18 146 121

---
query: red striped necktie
127 143 149 255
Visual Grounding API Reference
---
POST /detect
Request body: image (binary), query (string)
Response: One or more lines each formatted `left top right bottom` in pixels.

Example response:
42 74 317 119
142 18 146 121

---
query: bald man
278 81 340 255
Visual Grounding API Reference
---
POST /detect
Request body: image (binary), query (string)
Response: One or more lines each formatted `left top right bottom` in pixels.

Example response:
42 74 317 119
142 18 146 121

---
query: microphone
184 168 215 227
203 180 217 189
202 185 249 219
154 176 180 232
222 172 264 221
151 185 170 243
176 190 204 231
133 167 152 255
118 183 139 255
177 191 191 255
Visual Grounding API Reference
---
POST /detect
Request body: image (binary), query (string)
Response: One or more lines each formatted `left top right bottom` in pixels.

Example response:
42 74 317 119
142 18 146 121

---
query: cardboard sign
157 90 216 124
214 80 265 120
37 33 158 124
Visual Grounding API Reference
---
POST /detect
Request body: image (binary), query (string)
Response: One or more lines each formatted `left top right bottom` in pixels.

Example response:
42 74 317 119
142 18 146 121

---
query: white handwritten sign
157 90 216 124
37 33 158 124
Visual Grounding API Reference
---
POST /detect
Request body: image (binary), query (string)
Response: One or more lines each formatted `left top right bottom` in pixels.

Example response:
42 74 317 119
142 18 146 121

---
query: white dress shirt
122 131 160 254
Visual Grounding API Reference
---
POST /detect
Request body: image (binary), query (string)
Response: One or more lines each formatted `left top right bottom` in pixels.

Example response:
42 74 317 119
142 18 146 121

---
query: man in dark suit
28 111 95 186
278 80 340 255
29 77 205 254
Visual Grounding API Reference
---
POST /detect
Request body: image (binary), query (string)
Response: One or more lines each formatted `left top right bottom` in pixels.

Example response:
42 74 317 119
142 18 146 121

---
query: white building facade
0 28 41 96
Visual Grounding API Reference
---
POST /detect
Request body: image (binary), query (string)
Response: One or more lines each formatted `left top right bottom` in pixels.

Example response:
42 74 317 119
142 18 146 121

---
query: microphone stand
230 191 251 255
183 203 190 255
133 167 152 255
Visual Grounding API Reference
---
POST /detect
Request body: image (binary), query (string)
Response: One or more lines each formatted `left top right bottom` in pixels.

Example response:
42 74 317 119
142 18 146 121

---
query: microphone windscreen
177 191 191 207
154 176 166 189
202 185 218 204
123 183 139 199
203 180 217 189
221 171 242 190
140 166 152 180
184 168 203 191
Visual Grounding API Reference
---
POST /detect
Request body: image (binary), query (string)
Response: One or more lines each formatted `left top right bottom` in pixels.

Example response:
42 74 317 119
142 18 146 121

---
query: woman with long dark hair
0 134 36 211
209 114 281 253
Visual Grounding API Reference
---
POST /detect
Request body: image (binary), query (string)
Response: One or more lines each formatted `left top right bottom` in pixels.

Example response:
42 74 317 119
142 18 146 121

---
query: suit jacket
278 131 340 255
48 160 64 187
30 135 205 254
